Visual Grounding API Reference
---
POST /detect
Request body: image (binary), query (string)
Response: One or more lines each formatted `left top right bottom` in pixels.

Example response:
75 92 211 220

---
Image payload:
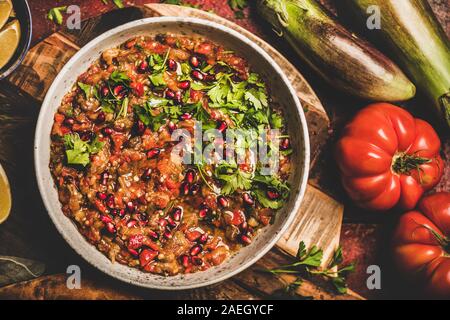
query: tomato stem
391 152 431 176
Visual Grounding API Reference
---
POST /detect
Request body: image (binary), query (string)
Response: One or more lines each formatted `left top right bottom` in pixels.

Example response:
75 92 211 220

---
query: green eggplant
256 0 416 102
343 0 450 130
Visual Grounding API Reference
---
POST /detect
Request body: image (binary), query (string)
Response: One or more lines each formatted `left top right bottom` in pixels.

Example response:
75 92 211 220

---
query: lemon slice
0 0 12 30
0 164 11 224
0 19 20 69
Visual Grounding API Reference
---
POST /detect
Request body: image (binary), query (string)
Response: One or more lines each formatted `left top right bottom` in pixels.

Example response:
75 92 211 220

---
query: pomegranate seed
180 254 191 268
111 208 120 216
63 117 74 127
158 218 168 228
178 80 191 90
167 121 177 133
126 201 136 212
180 182 190 196
106 194 115 208
138 60 148 73
190 244 202 256
198 233 208 244
80 131 94 142
171 207 183 221
191 70 204 81
148 230 159 241
127 220 138 228
136 120 145 135
166 216 177 228
147 148 160 159
102 127 113 136
240 221 248 231
141 168 152 181
96 192 107 200
180 113 192 120
167 59 177 71
100 215 112 223
217 121 227 133
164 230 173 239
190 183 200 196
113 85 127 99
267 188 280 200
191 256 203 266
189 55 200 67
128 234 145 249
217 195 229 208
96 112 106 124
139 212 148 222
280 138 291 150
101 86 109 97
139 249 157 267
100 172 109 185
242 193 254 206
165 89 176 99
128 248 139 256
118 209 126 217
174 91 183 104
240 234 252 245
198 207 210 219
185 169 196 183
106 222 116 234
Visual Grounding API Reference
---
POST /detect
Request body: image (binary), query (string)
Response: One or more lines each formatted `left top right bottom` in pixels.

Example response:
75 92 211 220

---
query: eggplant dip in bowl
35 17 309 289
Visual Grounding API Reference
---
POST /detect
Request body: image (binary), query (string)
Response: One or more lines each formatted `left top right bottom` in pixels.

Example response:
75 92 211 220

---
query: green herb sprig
266 242 355 295
63 133 104 167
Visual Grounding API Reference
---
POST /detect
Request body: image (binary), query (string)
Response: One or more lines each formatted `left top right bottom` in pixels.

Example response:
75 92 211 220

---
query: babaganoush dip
50 33 292 275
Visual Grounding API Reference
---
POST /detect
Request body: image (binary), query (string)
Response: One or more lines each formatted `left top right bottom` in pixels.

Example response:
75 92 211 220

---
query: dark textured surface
0 0 448 299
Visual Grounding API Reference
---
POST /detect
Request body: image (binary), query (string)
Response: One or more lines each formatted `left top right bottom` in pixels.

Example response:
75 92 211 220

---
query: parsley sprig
47 6 68 25
267 242 355 295
63 134 104 167
215 162 253 195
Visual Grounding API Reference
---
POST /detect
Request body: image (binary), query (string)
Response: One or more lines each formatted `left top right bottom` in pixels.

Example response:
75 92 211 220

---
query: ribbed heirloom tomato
392 192 450 298
335 103 443 211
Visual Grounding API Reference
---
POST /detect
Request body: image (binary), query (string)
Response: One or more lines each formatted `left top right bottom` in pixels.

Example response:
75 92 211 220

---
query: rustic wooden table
0 0 448 300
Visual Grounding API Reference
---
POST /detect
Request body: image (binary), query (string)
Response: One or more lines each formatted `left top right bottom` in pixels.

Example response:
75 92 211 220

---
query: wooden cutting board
2 4 355 299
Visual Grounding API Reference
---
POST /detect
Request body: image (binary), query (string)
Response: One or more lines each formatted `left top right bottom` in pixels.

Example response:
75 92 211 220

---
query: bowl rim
34 16 310 290
0 0 32 80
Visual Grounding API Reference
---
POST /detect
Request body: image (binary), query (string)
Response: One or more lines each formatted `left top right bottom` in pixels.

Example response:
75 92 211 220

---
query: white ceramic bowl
34 17 310 290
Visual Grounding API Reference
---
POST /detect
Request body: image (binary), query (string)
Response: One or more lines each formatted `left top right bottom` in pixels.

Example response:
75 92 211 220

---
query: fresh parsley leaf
298 245 323 268
63 134 104 167
329 246 344 269
110 70 130 84
215 162 253 195
269 112 284 129
149 72 166 87
77 82 97 99
47 6 67 25
253 189 284 209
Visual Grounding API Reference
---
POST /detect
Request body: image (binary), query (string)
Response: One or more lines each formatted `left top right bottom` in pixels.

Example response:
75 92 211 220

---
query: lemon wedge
0 164 11 224
0 0 12 30
0 19 21 69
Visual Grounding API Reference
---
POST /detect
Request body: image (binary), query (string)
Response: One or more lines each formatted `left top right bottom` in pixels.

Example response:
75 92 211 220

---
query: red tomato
335 103 443 211
392 192 450 298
